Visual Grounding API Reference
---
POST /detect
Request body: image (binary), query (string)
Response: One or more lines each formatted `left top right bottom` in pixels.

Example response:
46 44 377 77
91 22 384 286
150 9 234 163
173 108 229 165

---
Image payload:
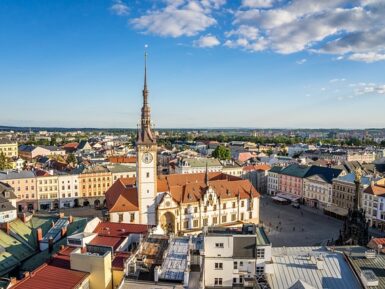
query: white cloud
131 0 223 37
329 78 346 83
354 83 385 95
296 58 307 64
241 0 275 8
348 52 385 63
194 35 220 47
231 0 385 61
110 0 129 16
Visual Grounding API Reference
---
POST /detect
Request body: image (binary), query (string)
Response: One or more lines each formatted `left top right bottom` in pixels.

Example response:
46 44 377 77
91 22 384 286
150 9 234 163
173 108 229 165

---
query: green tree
0 152 12 171
67 153 77 165
212 145 231 160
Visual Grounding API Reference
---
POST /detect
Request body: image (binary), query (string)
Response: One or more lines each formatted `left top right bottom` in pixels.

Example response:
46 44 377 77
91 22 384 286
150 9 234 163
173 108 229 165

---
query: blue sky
1 0 385 129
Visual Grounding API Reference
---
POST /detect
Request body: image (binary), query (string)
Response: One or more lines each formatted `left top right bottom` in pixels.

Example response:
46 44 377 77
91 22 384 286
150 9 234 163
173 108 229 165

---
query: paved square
259 196 342 247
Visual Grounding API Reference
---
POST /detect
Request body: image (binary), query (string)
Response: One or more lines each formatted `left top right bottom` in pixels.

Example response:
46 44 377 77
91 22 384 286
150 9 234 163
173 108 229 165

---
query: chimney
0 222 10 235
61 227 67 237
23 272 30 278
48 236 54 253
37 228 43 242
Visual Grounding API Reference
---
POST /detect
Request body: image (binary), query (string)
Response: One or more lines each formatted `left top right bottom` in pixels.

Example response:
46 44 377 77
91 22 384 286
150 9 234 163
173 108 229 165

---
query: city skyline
1 0 385 129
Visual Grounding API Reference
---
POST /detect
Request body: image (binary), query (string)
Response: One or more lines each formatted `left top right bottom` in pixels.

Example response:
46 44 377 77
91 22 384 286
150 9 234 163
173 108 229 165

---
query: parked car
292 202 300 209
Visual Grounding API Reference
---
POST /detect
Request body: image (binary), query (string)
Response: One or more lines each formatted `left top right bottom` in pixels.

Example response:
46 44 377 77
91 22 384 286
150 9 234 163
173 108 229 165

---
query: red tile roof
112 252 131 271
11 247 89 289
364 183 385 196
371 238 385 246
89 236 123 250
63 142 79 149
105 179 139 212
93 222 149 238
238 152 256 163
106 172 259 212
243 164 271 172
108 156 136 164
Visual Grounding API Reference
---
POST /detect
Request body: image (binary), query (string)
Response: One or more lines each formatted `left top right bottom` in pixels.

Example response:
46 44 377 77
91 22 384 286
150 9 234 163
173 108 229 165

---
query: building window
214 278 223 286
118 213 123 223
231 214 236 221
203 218 208 226
256 266 264 276
241 200 244 207
184 221 189 229
193 219 199 228
214 262 223 270
194 207 198 213
130 213 135 222
146 172 150 178
215 243 224 248
233 261 238 269
232 202 236 208
222 215 227 223
213 217 217 224
223 203 226 209
257 248 265 258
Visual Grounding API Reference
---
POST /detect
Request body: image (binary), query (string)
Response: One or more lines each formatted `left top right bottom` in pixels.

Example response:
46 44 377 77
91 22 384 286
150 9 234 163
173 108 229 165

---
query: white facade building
203 224 272 288
267 166 282 195
58 173 79 208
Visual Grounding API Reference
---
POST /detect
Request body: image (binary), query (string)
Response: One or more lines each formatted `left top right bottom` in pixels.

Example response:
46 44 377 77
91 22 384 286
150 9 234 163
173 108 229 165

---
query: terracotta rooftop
89 236 123 250
108 156 136 164
243 164 271 172
106 172 259 212
93 222 149 238
364 183 385 196
11 247 88 289
105 178 139 212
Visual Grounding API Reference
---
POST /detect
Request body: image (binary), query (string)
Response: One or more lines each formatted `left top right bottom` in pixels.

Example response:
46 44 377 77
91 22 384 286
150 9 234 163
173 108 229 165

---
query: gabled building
279 164 310 198
303 166 342 209
267 166 283 195
0 182 17 223
363 178 385 229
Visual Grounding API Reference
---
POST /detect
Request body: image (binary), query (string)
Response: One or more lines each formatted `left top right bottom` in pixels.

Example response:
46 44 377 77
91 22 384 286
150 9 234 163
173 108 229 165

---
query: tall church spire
137 48 155 144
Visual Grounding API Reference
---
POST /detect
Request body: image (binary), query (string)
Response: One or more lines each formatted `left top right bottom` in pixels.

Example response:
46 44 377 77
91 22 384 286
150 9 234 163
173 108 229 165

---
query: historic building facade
105 54 260 233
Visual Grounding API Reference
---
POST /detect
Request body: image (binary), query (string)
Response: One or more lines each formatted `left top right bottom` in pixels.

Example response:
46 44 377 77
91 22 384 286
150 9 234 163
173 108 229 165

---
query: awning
276 192 301 202
272 196 288 202
324 205 348 217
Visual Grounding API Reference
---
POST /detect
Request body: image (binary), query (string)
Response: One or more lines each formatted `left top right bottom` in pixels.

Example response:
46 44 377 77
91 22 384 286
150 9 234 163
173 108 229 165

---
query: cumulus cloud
241 0 275 8
194 35 220 47
353 83 385 95
131 0 224 37
230 0 385 61
110 0 129 16
114 0 385 62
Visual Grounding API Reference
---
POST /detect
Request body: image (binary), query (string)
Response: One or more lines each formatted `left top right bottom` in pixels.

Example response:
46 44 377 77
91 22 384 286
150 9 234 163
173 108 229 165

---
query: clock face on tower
142 152 153 164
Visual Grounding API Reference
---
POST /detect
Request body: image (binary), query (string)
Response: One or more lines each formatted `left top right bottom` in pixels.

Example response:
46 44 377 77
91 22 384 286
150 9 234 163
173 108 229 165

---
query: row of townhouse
0 164 136 212
267 164 343 209
267 163 385 229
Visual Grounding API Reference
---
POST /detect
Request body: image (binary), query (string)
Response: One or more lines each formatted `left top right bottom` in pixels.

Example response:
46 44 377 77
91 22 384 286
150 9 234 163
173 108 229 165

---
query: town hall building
105 53 260 234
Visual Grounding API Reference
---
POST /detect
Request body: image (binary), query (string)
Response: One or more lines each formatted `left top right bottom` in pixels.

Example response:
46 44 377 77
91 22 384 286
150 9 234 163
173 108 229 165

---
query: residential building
267 166 283 195
279 164 310 198
18 145 65 160
0 170 37 212
203 224 272 288
363 178 385 229
77 165 112 207
347 150 376 163
242 164 271 194
58 173 79 208
287 144 316 157
36 171 59 210
108 164 136 182
332 173 373 210
174 158 223 174
303 166 342 209
0 182 17 223
221 160 243 177
0 139 18 158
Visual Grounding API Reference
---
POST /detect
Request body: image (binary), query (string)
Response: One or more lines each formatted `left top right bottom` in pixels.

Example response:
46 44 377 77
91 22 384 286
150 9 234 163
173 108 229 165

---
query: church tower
136 51 157 225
